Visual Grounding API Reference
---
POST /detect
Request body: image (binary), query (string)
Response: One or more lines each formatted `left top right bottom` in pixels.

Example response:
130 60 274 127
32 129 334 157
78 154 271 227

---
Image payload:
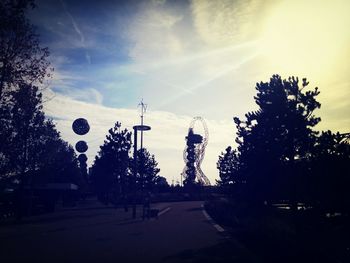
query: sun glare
259 0 350 81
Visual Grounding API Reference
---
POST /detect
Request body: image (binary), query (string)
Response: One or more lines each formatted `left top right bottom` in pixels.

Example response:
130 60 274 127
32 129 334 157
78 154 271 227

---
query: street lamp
131 100 151 218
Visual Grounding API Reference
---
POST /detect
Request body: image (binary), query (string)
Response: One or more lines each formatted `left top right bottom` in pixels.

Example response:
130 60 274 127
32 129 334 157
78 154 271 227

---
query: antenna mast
138 99 147 149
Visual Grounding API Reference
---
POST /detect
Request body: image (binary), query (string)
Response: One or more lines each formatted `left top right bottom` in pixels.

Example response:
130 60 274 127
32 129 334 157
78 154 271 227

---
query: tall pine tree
134 148 160 192
232 75 321 205
91 122 132 204
217 146 242 195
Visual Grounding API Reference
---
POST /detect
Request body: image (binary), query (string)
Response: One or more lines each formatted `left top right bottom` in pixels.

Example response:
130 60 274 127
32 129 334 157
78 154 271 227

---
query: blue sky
28 0 350 184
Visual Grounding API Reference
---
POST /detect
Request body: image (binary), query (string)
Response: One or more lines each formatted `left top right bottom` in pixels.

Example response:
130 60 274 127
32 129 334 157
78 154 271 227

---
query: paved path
0 201 227 262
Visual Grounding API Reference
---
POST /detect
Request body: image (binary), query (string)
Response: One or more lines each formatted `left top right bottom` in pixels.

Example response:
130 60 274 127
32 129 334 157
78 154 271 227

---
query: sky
28 0 350 185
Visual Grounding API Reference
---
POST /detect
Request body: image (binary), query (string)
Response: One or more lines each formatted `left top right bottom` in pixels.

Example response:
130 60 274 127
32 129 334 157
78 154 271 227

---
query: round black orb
75 141 88 153
78 154 88 163
72 118 90 135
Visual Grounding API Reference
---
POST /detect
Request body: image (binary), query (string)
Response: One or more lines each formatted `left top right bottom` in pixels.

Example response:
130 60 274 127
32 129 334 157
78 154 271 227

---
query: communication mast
138 99 147 149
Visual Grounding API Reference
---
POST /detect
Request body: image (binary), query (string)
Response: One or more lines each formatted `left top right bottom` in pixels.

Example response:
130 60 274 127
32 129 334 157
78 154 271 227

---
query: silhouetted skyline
27 0 350 184
1 2 349 262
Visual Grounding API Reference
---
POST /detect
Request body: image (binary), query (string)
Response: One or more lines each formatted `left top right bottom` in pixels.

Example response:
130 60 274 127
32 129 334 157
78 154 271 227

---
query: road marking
158 207 171 216
201 204 225 233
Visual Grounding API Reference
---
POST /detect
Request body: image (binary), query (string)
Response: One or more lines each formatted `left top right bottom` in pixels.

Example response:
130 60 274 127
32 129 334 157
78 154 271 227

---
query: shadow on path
186 207 203 212
163 240 257 263
0 212 112 227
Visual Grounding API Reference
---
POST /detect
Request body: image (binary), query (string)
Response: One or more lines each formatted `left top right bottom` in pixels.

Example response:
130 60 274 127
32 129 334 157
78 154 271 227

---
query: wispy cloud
85 53 91 64
52 86 104 105
191 0 266 47
127 2 185 62
59 0 91 64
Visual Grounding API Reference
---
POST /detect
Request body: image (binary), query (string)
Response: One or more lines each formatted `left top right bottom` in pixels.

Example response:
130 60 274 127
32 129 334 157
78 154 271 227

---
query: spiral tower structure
182 117 210 186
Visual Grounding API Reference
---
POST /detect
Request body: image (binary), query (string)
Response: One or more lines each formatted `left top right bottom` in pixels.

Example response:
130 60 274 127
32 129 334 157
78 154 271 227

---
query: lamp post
131 100 151 218
132 125 151 218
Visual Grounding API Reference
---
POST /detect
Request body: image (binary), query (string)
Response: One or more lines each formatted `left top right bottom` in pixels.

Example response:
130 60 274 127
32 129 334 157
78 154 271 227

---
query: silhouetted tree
0 1 81 218
217 146 242 195
91 122 132 204
133 148 160 191
0 0 51 99
154 176 170 192
308 131 350 212
8 84 45 178
34 120 81 185
0 82 80 219
0 0 54 181
0 83 80 183
231 75 321 205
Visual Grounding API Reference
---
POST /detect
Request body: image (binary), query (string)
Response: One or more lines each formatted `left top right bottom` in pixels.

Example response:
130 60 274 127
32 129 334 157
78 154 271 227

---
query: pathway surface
0 201 227 262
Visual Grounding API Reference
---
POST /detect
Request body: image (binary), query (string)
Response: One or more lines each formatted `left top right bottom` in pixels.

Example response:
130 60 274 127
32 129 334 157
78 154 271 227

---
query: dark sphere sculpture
78 154 88 163
75 140 88 153
72 118 90 135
